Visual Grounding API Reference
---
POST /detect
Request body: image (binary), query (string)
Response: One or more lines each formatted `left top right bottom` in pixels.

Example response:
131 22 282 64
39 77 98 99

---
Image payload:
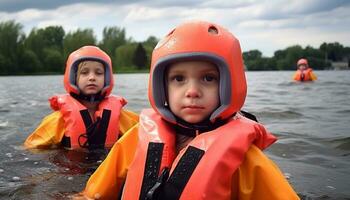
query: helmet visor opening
152 52 232 123
69 57 111 94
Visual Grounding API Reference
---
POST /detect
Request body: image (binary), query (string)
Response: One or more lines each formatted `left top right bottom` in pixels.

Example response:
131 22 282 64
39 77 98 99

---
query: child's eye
80 70 88 75
96 70 104 75
203 74 217 82
171 75 184 82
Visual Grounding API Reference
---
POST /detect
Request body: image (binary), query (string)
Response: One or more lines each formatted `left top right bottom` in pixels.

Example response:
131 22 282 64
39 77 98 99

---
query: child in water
78 21 299 199
293 58 317 82
24 46 138 150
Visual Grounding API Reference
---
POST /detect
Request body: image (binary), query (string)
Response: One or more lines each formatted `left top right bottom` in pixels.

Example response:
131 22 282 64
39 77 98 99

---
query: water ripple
1 71 350 199
328 137 350 151
0 121 9 127
259 110 303 119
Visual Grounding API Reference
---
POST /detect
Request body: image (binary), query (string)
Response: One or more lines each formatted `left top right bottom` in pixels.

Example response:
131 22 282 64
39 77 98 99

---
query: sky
0 0 349 57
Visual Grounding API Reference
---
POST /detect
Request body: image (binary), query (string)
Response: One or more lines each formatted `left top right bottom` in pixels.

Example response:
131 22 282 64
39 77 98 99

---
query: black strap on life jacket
156 146 204 200
139 142 164 200
61 135 71 148
141 144 205 200
146 167 170 200
76 109 111 150
70 92 105 103
117 180 126 200
174 116 228 137
240 110 258 122
301 72 305 81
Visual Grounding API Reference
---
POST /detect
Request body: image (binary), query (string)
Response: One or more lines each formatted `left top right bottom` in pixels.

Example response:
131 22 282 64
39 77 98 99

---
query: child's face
77 61 105 95
167 61 220 124
298 64 307 70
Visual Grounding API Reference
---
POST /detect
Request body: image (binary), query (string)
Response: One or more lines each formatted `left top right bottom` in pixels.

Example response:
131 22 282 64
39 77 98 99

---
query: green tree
2 20 350 74
274 49 287 60
43 48 64 73
114 43 137 71
24 26 65 73
0 20 25 74
320 42 344 61
302 45 328 69
19 49 41 73
133 43 148 69
243 50 260 70
99 26 127 65
243 50 276 70
143 36 158 48
142 36 158 69
0 54 9 75
43 26 65 51
269 45 303 70
284 45 304 70
25 26 64 52
307 57 329 70
63 29 96 60
275 59 290 70
24 28 46 71
304 45 322 58
243 49 262 60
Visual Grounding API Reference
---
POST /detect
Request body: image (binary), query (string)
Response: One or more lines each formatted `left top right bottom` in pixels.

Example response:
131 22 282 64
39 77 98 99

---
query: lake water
0 71 349 199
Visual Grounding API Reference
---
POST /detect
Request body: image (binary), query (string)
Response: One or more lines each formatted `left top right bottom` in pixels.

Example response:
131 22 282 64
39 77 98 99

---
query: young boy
293 58 317 82
79 21 299 199
24 46 138 150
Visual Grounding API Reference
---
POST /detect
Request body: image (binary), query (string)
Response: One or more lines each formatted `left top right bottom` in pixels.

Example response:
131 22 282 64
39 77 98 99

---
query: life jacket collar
70 92 105 103
173 115 229 137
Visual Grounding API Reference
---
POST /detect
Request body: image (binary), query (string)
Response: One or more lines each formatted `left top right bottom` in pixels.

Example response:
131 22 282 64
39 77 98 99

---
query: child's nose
88 73 96 80
185 82 201 98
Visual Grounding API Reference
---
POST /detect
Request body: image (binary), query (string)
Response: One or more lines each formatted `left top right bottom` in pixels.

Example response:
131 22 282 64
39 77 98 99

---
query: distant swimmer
293 58 317 82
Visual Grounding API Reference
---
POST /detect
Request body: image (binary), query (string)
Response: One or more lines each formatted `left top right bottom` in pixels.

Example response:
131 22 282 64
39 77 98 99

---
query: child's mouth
86 84 97 88
183 105 204 109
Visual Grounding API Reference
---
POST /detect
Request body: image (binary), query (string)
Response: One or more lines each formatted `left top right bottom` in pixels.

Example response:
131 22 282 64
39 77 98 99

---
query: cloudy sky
0 0 349 56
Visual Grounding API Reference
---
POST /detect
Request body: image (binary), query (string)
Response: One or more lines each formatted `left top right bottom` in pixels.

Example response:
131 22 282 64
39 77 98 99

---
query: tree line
243 43 350 70
0 20 155 75
1 20 349 75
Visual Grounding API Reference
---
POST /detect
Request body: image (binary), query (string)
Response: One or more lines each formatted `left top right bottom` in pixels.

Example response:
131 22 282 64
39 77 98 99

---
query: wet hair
76 61 88 82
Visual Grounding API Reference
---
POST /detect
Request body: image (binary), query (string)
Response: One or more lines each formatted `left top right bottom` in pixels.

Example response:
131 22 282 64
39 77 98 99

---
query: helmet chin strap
171 111 257 137
70 92 105 103
173 115 228 137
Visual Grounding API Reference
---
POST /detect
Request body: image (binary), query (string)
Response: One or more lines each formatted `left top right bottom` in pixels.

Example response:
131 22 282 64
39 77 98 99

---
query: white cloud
123 5 170 21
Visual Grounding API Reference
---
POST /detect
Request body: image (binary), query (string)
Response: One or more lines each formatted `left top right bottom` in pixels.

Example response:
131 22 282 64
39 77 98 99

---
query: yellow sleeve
118 109 139 136
24 111 65 149
310 71 317 81
232 145 300 200
292 72 298 80
83 123 139 200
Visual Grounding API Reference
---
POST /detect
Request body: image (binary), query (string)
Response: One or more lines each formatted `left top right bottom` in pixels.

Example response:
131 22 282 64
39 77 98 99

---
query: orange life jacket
293 68 313 81
122 109 276 200
49 94 126 150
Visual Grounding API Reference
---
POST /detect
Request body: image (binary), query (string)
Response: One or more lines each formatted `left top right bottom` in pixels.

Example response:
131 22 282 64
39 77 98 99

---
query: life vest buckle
146 167 169 200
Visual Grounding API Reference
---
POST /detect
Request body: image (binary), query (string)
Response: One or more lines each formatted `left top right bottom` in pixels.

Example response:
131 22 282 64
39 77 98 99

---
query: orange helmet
64 46 114 96
149 21 246 123
297 58 308 67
